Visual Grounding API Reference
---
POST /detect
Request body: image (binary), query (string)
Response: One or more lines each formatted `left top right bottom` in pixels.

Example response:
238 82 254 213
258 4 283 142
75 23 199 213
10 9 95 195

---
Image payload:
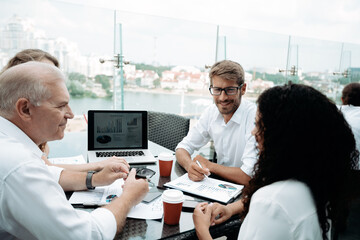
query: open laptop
87 110 156 164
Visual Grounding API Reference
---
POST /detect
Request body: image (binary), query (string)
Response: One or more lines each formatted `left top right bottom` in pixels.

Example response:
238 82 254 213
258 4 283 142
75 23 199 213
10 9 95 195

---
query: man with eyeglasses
176 60 257 185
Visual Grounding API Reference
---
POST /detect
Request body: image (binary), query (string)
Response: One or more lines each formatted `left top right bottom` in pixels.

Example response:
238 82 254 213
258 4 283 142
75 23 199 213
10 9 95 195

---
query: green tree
66 80 85 97
135 77 142 87
95 74 111 90
153 78 161 88
84 90 97 98
248 71 287 85
105 89 113 99
135 63 171 73
68 72 86 83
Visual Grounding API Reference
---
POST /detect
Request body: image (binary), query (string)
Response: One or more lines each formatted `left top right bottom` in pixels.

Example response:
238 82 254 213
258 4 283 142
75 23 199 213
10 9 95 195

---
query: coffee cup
158 152 173 177
162 189 184 225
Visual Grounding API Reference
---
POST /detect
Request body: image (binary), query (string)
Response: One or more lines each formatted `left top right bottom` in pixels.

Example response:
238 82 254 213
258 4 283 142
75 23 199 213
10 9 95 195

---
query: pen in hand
195 160 209 179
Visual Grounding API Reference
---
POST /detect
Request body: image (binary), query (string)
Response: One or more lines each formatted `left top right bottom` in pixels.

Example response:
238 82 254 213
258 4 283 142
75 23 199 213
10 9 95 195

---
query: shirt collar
0 116 43 158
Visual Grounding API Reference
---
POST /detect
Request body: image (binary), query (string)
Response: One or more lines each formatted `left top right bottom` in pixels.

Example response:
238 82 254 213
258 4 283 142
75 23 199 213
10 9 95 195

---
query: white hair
0 62 63 118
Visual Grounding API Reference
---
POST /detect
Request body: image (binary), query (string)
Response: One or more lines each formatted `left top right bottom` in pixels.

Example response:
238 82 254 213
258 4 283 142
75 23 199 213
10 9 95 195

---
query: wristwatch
86 171 96 190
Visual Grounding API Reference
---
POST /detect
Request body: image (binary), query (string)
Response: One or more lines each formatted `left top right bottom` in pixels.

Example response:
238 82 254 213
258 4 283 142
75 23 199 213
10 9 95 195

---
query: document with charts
69 179 163 219
48 155 86 165
164 173 244 204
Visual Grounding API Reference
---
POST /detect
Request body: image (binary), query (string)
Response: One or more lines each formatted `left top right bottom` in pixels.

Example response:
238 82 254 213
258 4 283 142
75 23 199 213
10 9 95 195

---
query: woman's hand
209 202 233 225
40 142 51 164
193 202 213 240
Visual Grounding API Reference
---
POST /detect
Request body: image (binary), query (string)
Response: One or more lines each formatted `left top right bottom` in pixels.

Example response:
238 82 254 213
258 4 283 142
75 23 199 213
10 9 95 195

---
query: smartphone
130 167 156 179
183 200 199 208
182 200 202 212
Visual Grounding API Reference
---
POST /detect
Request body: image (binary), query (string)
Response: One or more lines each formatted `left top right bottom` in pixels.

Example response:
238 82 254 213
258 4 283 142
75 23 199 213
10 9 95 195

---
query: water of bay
69 91 213 117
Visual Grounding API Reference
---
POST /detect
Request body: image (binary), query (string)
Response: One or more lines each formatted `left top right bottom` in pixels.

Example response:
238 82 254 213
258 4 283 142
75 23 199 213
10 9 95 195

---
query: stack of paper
69 179 163 219
48 155 87 165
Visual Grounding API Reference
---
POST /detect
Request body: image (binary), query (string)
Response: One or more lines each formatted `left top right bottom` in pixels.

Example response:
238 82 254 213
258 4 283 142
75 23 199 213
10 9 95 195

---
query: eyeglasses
209 84 243 96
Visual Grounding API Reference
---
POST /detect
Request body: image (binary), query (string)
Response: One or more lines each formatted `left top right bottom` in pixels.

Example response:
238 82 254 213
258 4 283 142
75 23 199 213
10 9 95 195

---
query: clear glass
216 25 290 100
1 1 359 138
0 1 115 133
114 10 215 117
288 36 346 103
0 0 113 114
342 42 360 90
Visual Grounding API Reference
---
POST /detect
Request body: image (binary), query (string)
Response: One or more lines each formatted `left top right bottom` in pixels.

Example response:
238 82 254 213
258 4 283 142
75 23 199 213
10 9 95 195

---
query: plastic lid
158 152 173 161
162 189 184 203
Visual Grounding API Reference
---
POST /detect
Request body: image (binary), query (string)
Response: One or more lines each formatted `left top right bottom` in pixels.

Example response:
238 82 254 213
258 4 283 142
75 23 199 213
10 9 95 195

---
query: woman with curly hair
193 84 358 240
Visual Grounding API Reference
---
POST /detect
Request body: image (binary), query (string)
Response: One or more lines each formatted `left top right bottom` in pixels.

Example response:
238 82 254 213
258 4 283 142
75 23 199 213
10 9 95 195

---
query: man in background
176 60 257 185
0 62 148 239
341 82 360 162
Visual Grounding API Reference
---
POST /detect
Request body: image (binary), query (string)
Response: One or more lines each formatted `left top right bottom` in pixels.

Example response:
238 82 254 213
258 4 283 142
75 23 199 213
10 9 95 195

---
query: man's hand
104 169 148 233
187 155 211 181
121 169 149 206
94 156 129 172
92 160 130 187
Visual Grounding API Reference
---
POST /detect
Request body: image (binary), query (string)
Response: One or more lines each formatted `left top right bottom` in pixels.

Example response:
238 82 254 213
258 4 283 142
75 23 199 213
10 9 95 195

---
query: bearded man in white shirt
176 60 257 185
0 62 148 239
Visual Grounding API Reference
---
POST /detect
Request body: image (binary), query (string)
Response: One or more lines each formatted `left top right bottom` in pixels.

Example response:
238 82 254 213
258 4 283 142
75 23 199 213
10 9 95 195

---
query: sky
63 0 360 45
1 0 360 72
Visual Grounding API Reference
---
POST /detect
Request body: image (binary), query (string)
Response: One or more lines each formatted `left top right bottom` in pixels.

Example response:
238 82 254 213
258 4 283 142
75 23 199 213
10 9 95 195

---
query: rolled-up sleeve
88 208 117 239
240 105 257 177
176 106 212 155
240 135 258 177
46 165 64 182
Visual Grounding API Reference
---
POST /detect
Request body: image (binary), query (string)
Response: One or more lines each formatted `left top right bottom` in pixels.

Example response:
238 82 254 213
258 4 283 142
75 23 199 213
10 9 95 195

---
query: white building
0 15 112 78
141 70 159 88
160 67 208 90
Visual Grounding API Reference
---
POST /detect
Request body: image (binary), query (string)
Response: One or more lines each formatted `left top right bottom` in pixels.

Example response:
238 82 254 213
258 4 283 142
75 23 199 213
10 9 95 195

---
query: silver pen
195 160 209 179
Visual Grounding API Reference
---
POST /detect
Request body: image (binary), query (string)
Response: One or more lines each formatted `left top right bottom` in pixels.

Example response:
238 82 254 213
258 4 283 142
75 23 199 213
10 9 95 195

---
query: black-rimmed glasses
209 84 243 96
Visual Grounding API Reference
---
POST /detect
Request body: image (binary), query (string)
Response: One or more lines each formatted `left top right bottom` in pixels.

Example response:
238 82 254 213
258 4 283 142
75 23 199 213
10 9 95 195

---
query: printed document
69 179 163 219
164 173 243 204
48 155 86 165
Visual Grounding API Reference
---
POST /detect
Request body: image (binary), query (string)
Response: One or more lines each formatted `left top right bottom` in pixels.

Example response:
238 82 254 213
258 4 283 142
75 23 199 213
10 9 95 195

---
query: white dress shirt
238 180 328 240
47 165 64 182
0 117 117 240
340 105 360 156
176 99 257 176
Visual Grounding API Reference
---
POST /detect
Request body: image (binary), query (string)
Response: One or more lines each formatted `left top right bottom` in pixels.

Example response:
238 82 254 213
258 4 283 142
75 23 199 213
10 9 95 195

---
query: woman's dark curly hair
241 84 359 240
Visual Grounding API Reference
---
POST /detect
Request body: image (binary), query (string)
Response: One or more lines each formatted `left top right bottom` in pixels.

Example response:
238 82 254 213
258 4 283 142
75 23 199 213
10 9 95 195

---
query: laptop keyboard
96 151 145 158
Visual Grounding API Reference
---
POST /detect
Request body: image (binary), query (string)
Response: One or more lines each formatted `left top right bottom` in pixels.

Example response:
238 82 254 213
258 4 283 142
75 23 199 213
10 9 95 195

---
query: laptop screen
88 110 148 150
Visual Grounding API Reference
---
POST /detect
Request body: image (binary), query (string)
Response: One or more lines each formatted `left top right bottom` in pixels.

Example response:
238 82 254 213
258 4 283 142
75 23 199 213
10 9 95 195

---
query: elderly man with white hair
0 62 148 239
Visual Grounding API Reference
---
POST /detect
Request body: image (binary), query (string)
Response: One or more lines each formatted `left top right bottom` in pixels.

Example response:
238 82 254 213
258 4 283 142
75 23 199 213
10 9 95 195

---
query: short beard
216 99 240 115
